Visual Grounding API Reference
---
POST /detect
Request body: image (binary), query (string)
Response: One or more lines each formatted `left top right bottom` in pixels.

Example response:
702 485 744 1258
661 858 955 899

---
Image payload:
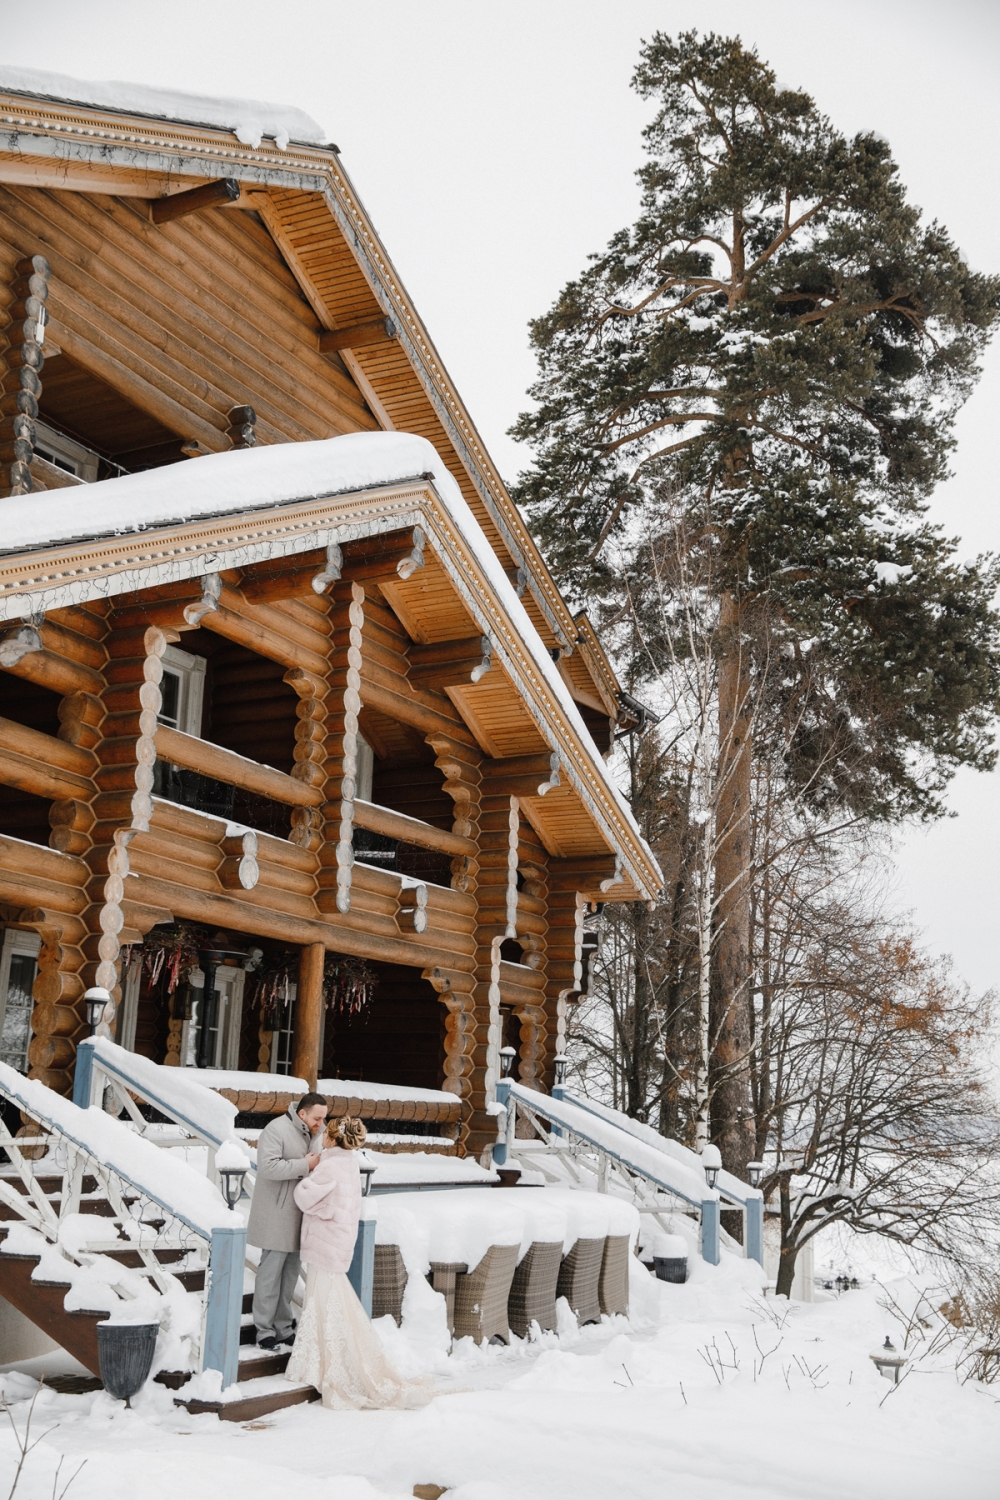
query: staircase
499 1080 765 1267
0 1057 319 1421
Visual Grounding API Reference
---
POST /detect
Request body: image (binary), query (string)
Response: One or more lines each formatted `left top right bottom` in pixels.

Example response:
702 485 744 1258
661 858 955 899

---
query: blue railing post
203 1224 246 1388
745 1195 764 1267
700 1198 720 1266
492 1077 511 1166
348 1213 376 1317
72 1038 96 1109
550 1080 565 1139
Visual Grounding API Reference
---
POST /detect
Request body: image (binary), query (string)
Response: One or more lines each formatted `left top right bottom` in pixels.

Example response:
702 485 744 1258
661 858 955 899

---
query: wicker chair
372 1243 408 1325
557 1236 605 1325
453 1243 520 1344
598 1235 630 1317
507 1240 563 1338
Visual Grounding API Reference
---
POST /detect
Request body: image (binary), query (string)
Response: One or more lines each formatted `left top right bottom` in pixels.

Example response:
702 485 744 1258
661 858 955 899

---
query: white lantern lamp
871 1337 907 1384
747 1161 764 1189
701 1143 722 1190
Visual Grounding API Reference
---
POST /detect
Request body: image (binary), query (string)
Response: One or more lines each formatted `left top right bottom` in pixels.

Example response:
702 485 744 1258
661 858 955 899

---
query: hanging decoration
323 955 378 1017
246 951 299 1030
120 922 209 995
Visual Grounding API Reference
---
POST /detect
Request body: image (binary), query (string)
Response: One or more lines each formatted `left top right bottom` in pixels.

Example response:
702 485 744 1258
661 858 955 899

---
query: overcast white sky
6 0 999 992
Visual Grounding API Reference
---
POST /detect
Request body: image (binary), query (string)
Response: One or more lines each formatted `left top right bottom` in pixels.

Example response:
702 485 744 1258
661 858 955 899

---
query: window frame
0 927 41 1075
159 644 207 738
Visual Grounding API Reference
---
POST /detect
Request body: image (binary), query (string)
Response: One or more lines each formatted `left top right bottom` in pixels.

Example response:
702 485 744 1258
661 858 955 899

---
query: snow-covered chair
598 1235 630 1317
507 1240 563 1337
453 1243 520 1344
557 1237 604 1324
372 1243 407 1324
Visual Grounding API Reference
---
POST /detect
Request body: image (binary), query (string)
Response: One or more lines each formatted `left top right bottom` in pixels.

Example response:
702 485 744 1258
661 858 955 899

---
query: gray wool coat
246 1105 317 1253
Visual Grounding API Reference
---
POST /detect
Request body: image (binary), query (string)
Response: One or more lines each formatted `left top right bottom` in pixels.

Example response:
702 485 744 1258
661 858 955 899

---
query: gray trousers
253 1248 301 1341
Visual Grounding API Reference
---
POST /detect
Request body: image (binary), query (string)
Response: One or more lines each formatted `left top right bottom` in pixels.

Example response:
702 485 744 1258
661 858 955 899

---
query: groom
247 1092 328 1350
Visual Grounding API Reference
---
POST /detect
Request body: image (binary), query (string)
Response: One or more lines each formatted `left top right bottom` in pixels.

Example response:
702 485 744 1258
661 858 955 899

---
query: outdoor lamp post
84 986 111 1035
747 1161 764 1189
214 1141 251 1209
553 1054 569 1086
701 1143 722 1190
871 1337 907 1384
360 1162 376 1197
499 1045 516 1079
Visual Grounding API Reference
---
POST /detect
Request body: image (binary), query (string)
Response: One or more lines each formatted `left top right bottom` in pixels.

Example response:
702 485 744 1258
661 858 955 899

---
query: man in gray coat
248 1091 327 1349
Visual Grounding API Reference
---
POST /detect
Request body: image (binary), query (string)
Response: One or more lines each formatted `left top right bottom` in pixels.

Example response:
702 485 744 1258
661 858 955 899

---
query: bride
284 1114 430 1410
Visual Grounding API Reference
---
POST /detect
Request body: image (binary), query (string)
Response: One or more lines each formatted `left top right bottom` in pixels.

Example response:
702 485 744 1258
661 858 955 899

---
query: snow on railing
0 1060 246 1386
564 1092 763 1209
499 1082 763 1268
74 1038 239 1151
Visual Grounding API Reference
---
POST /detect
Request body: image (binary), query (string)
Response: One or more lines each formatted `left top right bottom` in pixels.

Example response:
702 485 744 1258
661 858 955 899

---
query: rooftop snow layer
5 431 656 875
0 66 325 148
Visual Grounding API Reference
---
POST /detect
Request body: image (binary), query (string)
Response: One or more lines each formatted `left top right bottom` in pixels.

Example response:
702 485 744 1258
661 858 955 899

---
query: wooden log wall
0 185 377 490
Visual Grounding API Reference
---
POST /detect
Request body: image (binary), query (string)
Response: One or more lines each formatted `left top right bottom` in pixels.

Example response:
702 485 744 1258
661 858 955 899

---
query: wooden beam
358 678 477 747
409 635 492 690
353 798 475 858
0 718 95 801
150 178 241 224
318 317 397 354
292 942 325 1091
485 752 561 799
155 725 323 809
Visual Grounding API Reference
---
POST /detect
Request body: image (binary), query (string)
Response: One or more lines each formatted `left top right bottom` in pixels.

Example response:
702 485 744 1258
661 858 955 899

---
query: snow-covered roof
0 66 326 150
5 432 657 881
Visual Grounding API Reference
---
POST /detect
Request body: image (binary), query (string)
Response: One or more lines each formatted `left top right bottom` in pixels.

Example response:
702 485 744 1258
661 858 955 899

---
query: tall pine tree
513 31 1000 1179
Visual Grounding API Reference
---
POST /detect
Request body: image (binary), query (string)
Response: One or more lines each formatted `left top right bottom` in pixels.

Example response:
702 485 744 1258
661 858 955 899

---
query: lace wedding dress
285 1265 432 1411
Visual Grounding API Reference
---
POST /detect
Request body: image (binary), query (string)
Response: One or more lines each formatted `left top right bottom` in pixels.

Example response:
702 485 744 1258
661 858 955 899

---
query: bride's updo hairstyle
325 1115 367 1150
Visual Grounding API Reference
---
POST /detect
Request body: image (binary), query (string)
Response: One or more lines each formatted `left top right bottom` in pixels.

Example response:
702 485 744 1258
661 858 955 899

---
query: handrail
1 1060 246 1386
74 1038 253 1181
506 1081 714 1211
562 1090 763 1209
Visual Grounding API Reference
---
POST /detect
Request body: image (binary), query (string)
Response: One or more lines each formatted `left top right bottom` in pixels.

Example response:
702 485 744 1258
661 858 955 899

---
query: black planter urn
652 1255 688 1284
96 1322 159 1406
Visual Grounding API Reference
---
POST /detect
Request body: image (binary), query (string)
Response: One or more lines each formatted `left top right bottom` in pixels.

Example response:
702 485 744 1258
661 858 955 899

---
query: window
158 645 206 737
356 735 374 802
32 421 100 482
0 929 40 1074
269 982 298 1076
180 964 245 1071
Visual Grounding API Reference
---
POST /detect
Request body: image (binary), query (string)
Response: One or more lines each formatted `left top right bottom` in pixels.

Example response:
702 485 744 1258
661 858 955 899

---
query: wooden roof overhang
0 475 660 903
0 86 587 671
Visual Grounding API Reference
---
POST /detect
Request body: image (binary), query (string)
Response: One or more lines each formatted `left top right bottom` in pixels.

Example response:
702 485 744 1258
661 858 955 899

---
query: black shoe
279 1332 296 1348
257 1335 278 1351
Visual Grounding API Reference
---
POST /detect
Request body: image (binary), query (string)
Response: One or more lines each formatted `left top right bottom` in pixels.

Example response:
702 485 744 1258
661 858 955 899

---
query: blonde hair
325 1115 367 1150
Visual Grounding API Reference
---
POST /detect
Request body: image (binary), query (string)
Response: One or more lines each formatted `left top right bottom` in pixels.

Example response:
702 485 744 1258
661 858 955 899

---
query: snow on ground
2 1255 997 1500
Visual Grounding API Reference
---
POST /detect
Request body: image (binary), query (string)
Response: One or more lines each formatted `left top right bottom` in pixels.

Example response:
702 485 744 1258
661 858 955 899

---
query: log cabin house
0 72 661 1162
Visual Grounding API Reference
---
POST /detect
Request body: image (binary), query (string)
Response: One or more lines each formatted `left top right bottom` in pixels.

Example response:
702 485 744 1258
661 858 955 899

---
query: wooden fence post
204 1224 246 1389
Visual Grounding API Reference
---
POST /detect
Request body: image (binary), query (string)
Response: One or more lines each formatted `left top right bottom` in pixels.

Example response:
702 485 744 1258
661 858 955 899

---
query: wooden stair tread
177 1376 319 1423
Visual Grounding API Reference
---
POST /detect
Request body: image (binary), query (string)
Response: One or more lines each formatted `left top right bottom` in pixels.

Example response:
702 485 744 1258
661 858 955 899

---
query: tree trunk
775 1170 797 1297
710 589 755 1181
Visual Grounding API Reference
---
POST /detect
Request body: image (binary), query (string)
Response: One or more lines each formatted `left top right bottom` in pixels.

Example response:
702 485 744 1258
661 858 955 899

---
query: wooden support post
292 941 325 1091
0 255 50 498
150 178 240 223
